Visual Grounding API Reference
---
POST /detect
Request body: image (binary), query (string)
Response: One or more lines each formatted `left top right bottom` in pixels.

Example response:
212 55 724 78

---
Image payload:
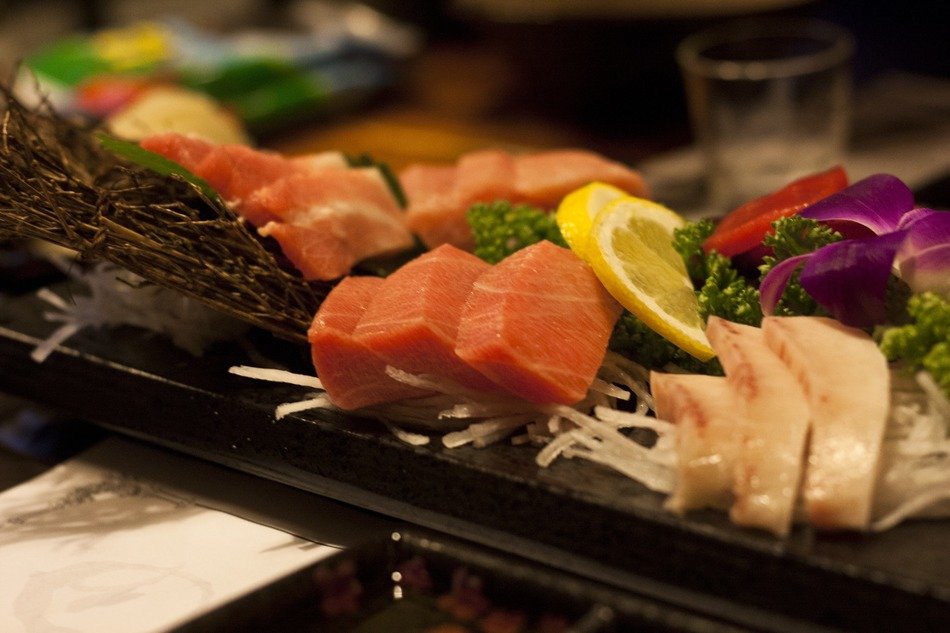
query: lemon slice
555 182 628 256
586 196 715 361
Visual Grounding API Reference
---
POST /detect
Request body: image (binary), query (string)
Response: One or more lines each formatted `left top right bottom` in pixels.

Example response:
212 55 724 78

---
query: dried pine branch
0 81 329 343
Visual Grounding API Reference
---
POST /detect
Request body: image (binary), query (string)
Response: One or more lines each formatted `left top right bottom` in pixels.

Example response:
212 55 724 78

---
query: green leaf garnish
96 132 220 201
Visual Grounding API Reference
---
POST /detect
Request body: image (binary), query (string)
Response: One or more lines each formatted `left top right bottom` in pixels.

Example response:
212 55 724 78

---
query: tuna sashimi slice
255 169 413 281
402 164 473 251
259 222 353 281
454 149 517 209
650 372 741 514
513 150 650 209
353 244 497 390
400 148 649 251
141 133 350 227
309 277 431 409
140 132 215 172
245 167 404 225
290 151 348 173
194 145 297 203
456 241 622 404
705 316 810 536
400 164 457 208
761 316 890 530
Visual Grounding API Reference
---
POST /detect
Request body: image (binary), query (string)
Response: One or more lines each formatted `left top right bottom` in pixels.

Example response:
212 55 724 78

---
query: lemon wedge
585 196 716 361
555 182 628 256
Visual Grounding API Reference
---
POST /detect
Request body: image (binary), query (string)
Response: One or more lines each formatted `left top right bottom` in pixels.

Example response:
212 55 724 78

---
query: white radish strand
229 365 323 389
32 261 248 360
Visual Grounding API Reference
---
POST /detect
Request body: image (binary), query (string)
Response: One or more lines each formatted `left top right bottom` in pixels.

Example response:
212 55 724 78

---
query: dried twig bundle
0 81 328 343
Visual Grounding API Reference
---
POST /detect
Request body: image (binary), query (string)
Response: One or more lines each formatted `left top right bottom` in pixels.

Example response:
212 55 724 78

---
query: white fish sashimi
705 317 811 536
762 316 890 530
650 371 741 515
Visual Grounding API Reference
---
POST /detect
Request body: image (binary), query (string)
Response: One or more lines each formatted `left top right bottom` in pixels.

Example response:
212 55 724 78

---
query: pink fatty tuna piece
141 133 348 227
254 169 414 281
513 150 650 209
289 151 348 172
195 144 297 204
403 150 515 252
705 316 811 537
140 132 215 171
456 241 622 405
259 222 354 281
761 316 890 530
246 167 404 224
401 163 473 251
308 276 431 410
401 149 648 251
650 372 741 515
352 244 498 390
455 149 518 208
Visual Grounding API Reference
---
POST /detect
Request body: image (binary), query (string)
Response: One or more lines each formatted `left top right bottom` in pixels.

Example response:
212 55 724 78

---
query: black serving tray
1 286 948 632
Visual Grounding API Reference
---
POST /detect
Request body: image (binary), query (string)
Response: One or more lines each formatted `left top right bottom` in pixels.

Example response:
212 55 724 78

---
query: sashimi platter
1 80 949 626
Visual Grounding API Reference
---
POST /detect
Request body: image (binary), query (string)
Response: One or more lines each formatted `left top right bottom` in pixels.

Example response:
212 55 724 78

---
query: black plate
0 286 947 631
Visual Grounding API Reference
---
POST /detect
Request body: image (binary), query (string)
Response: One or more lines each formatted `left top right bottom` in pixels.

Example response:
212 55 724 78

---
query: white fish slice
762 316 890 530
706 317 811 537
650 371 742 515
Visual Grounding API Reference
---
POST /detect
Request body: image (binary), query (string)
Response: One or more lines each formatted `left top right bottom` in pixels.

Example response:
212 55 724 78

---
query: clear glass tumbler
676 18 854 213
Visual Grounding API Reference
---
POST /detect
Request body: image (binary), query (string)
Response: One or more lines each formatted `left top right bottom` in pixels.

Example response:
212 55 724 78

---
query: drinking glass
676 18 854 213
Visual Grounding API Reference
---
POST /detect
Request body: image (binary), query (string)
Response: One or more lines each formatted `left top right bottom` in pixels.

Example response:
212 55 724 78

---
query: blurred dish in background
16 2 422 139
105 85 252 143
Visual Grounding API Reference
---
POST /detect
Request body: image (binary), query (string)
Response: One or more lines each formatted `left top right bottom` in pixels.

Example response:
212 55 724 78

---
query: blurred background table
2 0 947 177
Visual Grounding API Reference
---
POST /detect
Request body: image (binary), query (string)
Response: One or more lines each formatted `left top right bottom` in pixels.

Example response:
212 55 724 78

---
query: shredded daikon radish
536 430 585 467
229 365 323 389
442 414 537 448
384 366 508 401
33 261 248 361
439 401 539 419
275 395 333 420
536 404 677 494
590 378 630 400
598 353 654 413
871 371 950 529
562 445 677 494
383 423 431 446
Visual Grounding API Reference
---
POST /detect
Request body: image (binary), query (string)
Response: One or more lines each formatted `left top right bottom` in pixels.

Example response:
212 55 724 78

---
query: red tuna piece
455 240 622 404
401 148 649 250
195 144 297 203
402 151 515 252
514 149 649 209
455 149 518 209
246 167 403 224
352 244 497 390
309 276 431 409
140 133 349 227
401 164 469 250
259 222 355 281
140 132 215 172
254 169 414 281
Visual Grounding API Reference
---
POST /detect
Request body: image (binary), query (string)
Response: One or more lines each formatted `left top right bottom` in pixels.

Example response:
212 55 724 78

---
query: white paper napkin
0 438 381 633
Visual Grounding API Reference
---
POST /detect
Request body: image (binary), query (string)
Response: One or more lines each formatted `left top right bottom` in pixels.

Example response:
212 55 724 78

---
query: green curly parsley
467 200 567 264
878 292 950 398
